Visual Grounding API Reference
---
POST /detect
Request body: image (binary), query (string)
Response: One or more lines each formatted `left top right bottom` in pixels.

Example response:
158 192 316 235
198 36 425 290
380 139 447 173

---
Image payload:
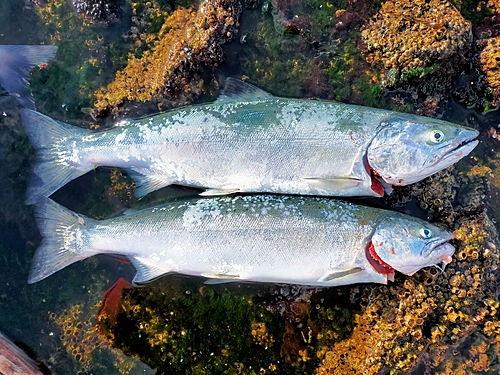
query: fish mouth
366 241 395 279
437 137 479 166
390 133 479 187
432 127 479 170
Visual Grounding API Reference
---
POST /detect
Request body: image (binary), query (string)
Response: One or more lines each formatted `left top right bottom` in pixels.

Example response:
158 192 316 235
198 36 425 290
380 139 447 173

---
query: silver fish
29 195 455 287
20 79 478 204
0 331 44 375
0 45 57 109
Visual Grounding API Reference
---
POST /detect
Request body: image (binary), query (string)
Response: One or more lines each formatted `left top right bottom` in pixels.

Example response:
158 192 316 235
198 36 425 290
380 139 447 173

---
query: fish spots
115 130 127 143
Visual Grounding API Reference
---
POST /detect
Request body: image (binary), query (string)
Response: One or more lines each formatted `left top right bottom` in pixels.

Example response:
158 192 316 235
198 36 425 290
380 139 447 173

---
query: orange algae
361 0 472 71
480 36 500 107
94 0 241 115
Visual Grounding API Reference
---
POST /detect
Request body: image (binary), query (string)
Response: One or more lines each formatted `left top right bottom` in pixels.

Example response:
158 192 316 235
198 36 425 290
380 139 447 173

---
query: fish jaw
414 138 479 184
396 241 455 276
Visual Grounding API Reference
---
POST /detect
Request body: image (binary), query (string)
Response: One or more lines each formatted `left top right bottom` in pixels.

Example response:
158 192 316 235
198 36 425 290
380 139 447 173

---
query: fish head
367 116 479 186
368 216 455 278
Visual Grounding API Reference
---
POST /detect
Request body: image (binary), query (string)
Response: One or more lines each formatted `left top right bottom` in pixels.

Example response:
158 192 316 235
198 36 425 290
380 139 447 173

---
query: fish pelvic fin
317 267 364 282
0 45 57 109
20 109 90 204
129 256 169 285
28 198 95 284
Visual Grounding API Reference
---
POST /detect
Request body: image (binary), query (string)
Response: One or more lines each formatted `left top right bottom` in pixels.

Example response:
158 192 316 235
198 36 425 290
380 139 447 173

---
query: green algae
96 277 361 374
451 0 493 22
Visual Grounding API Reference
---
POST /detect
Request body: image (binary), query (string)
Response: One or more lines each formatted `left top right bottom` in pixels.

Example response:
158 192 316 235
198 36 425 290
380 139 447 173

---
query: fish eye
429 129 445 143
420 227 432 238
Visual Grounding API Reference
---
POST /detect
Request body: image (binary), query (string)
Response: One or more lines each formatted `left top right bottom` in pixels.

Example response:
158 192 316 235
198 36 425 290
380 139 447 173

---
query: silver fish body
20 79 479 203
29 195 455 287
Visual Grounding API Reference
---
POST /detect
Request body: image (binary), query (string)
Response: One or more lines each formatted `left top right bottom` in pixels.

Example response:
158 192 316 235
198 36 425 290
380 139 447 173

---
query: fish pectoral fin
127 168 174 199
318 267 364 282
304 177 363 190
199 188 241 196
215 77 273 104
129 256 168 285
202 272 241 284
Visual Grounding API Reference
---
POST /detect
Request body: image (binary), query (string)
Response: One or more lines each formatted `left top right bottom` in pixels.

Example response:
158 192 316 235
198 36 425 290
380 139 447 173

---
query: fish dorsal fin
129 256 168 285
215 78 273 104
317 267 364 282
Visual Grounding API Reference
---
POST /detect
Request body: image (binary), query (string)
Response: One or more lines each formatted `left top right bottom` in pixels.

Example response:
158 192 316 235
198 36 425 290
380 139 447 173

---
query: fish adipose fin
129 256 169 285
318 267 364 282
20 109 90 204
127 168 174 199
304 177 363 190
215 77 274 104
0 45 57 109
28 198 95 284
199 188 241 196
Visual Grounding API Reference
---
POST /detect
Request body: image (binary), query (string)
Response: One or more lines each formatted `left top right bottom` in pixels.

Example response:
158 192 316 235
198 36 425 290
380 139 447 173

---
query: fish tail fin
28 198 95 284
0 45 58 109
20 109 90 204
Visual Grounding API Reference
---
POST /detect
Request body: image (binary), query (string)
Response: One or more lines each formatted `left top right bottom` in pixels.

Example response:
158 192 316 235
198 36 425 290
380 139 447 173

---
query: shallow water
0 0 499 374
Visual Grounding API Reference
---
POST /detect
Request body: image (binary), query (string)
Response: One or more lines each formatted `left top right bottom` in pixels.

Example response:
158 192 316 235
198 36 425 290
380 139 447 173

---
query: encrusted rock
93 0 241 117
361 0 472 72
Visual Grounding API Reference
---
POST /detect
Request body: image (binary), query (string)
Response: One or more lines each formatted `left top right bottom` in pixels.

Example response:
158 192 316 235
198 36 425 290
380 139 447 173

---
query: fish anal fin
127 168 173 199
129 256 168 285
318 267 364 282
199 188 240 196
215 78 273 104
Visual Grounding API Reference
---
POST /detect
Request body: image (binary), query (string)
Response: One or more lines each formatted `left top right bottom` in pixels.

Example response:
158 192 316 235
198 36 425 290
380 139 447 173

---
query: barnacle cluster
93 0 241 116
108 169 134 205
361 0 472 72
50 304 106 372
316 156 500 373
480 36 500 107
72 0 122 24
